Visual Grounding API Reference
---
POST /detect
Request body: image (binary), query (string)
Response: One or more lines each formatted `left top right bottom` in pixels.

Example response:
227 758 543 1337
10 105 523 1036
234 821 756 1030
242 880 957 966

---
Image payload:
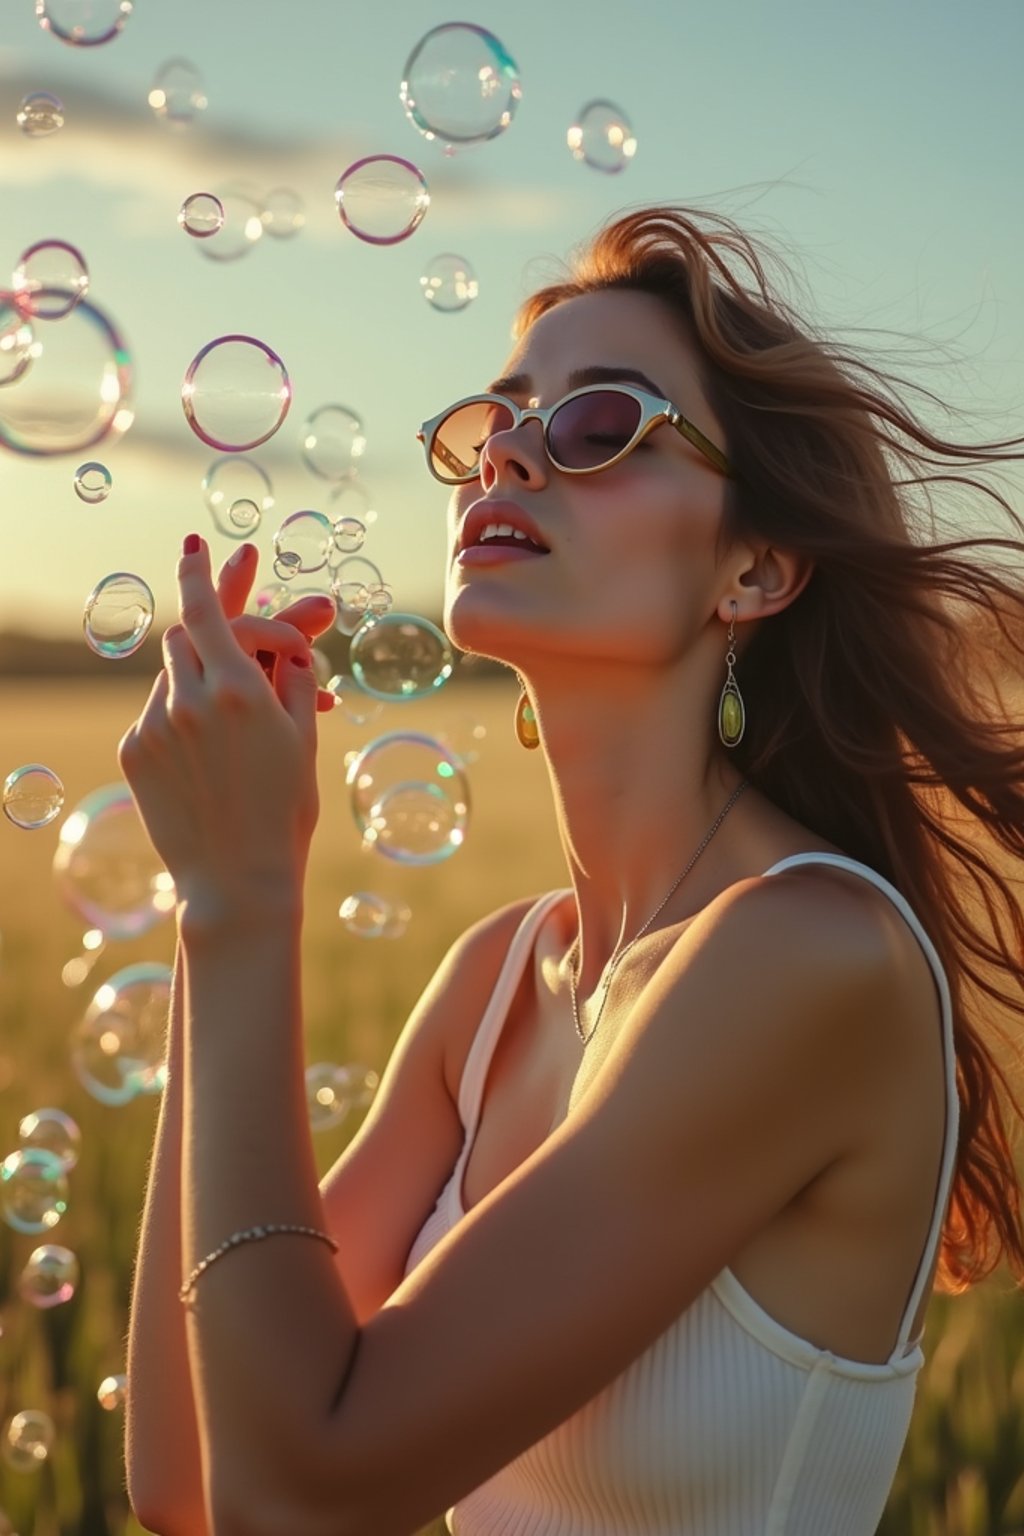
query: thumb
278 651 319 741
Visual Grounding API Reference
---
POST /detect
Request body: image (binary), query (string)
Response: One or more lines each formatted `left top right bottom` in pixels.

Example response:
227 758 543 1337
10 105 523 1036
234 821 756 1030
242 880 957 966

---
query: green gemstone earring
717 600 746 749
514 675 540 749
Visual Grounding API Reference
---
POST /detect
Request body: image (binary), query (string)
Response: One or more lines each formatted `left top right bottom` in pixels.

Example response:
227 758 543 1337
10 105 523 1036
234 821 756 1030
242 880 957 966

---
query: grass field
0 672 1021 1535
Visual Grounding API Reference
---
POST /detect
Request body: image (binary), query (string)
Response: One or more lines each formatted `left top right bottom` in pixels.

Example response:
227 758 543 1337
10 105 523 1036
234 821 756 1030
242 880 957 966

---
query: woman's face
440 287 734 672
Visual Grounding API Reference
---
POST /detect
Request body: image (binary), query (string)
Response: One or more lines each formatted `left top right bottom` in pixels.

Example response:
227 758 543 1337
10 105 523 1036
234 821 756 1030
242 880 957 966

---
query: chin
442 583 528 669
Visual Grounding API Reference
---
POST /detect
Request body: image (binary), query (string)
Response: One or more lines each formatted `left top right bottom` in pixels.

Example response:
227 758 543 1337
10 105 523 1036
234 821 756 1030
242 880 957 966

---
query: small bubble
567 100 637 173
2 765 64 829
73 461 111 503
335 156 429 245
420 253 478 312
16 92 64 136
149 58 206 127
177 193 224 239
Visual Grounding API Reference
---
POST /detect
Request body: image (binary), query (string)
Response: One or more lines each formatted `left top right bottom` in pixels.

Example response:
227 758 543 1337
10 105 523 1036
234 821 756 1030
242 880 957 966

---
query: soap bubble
335 156 429 245
331 516 365 554
18 1244 79 1308
400 23 522 149
567 99 637 173
35 0 133 47
349 613 453 701
332 557 382 634
97 1375 127 1410
0 295 36 387
325 674 383 726
2 1411 54 1473
12 239 88 321
17 92 64 136
261 187 305 239
272 510 332 575
338 891 390 937
305 1062 380 1133
420 253 478 312
0 295 133 457
197 184 263 263
182 335 291 452
149 58 206 127
2 765 64 829
327 476 377 527
177 193 224 239
1 1149 68 1235
83 572 154 659
18 1108 81 1172
366 582 393 616
72 963 171 1105
73 461 111 503
347 731 470 864
53 782 174 938
300 404 366 481
202 455 273 539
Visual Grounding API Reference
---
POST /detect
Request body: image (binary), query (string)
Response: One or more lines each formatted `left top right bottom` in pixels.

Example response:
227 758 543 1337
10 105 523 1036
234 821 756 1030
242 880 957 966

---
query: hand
118 536 332 926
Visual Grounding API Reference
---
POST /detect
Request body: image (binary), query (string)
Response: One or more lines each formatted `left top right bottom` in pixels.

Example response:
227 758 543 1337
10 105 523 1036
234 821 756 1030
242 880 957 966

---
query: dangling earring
717 600 746 748
514 674 540 750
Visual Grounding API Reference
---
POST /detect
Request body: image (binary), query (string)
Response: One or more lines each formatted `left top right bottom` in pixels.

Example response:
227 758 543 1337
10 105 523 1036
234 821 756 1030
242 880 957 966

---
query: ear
718 544 814 625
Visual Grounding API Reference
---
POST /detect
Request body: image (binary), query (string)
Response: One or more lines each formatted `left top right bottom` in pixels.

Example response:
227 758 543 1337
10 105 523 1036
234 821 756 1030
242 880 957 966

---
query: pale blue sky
1 0 1021 636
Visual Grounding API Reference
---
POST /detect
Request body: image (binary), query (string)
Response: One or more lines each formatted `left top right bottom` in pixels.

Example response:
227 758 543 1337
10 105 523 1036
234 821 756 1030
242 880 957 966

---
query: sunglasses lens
548 390 643 469
431 398 516 481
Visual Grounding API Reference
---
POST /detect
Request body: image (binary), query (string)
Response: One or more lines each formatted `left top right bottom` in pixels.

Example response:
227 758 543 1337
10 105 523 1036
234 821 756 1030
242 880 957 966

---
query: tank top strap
762 852 960 1354
457 890 571 1133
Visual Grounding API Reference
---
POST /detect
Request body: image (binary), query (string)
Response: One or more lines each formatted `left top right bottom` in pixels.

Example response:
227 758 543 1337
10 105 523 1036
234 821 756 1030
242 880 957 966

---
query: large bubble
335 156 429 245
182 335 291 452
83 572 154 658
400 23 522 149
52 783 174 939
348 613 453 701
347 731 470 864
0 295 133 457
71 963 171 1105
35 0 133 47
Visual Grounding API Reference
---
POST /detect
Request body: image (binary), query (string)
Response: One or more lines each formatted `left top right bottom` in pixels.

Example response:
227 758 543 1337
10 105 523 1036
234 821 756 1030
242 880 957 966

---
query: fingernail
183 533 201 556
227 545 251 566
291 653 311 668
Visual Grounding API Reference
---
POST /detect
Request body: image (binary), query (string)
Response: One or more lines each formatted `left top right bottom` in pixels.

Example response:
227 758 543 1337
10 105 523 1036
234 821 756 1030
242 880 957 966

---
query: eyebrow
485 364 669 399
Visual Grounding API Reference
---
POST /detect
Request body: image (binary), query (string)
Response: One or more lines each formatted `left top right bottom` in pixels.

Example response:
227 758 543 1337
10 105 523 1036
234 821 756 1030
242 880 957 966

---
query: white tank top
403 854 960 1535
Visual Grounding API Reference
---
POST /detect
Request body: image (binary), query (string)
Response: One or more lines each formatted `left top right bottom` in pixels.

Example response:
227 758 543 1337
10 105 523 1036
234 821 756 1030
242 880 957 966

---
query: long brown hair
514 204 1024 1294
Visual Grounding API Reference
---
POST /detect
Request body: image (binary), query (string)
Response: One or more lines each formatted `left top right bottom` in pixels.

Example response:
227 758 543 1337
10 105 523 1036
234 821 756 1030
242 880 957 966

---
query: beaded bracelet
178 1223 339 1303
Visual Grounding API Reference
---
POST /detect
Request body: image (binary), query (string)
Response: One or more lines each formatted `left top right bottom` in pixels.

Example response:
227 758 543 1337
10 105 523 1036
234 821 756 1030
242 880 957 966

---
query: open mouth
472 521 549 553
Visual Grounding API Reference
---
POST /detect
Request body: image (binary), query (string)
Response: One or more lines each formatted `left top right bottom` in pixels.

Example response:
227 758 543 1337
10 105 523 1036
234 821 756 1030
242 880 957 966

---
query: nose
480 415 548 491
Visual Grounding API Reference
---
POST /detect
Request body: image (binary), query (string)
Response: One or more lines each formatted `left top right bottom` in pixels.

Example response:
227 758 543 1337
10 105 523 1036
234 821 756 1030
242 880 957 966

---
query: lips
457 499 551 556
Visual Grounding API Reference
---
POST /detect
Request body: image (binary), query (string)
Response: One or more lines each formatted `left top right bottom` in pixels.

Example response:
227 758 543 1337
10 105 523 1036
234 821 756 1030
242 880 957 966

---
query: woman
123 205 1024 1536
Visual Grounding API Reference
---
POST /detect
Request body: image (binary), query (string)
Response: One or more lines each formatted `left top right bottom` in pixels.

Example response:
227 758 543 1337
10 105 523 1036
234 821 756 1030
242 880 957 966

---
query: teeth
479 522 531 543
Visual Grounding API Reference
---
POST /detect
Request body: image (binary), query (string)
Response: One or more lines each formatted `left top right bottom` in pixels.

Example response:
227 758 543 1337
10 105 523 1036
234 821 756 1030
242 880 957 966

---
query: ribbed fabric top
403 854 960 1535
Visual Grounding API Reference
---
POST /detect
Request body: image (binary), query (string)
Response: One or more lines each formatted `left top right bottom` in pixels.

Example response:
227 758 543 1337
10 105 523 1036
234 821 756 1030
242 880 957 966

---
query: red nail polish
291 653 311 668
183 533 201 556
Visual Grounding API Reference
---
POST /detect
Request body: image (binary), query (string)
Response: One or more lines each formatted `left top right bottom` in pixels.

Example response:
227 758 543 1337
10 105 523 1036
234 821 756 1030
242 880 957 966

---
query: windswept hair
515 203 1024 1293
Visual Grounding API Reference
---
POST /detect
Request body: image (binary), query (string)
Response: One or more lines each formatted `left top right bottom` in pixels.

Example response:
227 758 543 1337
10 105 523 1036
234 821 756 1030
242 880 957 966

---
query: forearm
180 900 360 1530
125 941 210 1536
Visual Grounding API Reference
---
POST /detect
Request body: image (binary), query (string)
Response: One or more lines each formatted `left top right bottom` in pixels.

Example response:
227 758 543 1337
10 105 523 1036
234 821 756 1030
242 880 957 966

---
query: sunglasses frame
416 382 735 485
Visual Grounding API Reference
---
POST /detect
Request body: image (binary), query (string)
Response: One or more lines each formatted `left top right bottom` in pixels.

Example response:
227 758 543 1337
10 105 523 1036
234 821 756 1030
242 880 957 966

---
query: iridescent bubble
305 1061 380 1133
420 253 478 312
335 156 429 246
0 294 36 387
16 92 64 136
177 193 224 239
97 1375 127 1410
301 404 366 481
83 572 154 658
0 295 133 457
331 516 365 555
567 99 637 173
273 510 333 575
347 731 470 864
400 23 522 149
18 1108 81 1172
182 335 291 452
197 184 263 263
349 613 453 701
338 891 390 938
261 187 305 239
52 782 174 939
73 461 111 503
18 1244 79 1308
201 455 273 539
365 582 394 616
2 765 64 829
35 0 132 47
72 963 171 1106
148 58 206 127
273 553 300 582
12 239 88 321
1 1148 68 1235
325 674 383 726
2 1410 54 1473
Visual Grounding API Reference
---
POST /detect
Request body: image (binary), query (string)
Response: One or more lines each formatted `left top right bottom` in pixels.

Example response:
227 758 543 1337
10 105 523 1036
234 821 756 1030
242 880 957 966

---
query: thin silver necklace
568 779 750 1048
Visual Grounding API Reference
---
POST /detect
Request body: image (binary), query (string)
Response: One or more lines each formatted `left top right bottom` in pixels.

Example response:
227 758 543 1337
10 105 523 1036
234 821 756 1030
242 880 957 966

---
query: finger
120 666 170 769
271 592 337 642
215 543 259 623
276 649 319 745
162 623 203 706
230 614 318 660
316 688 336 714
178 533 244 675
